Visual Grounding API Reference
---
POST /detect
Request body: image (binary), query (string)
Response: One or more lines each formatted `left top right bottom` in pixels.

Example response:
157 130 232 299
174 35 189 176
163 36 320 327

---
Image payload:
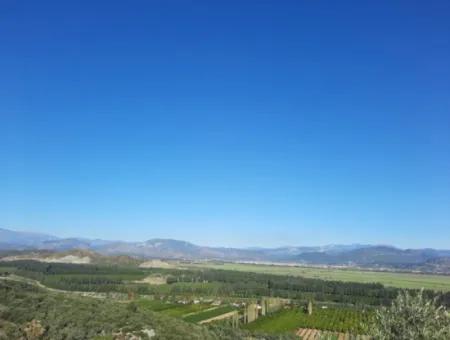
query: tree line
1 260 448 307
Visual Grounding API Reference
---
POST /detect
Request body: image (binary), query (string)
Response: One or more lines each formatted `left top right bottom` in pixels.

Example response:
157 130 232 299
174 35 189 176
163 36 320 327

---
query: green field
136 299 178 311
185 262 450 291
162 303 213 318
244 307 371 334
136 299 214 317
183 305 236 323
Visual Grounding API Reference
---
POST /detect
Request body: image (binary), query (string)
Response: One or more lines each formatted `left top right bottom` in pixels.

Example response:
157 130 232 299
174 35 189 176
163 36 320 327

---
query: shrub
369 289 450 339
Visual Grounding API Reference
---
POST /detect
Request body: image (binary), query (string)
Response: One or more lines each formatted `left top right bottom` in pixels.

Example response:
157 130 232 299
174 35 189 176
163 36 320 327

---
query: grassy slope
184 262 450 291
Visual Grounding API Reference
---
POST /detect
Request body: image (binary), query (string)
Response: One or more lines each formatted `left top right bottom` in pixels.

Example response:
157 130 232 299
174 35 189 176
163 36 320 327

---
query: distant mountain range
1 227 449 273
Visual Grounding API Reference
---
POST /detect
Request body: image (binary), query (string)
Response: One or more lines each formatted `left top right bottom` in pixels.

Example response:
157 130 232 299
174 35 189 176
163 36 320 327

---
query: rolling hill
1 227 449 272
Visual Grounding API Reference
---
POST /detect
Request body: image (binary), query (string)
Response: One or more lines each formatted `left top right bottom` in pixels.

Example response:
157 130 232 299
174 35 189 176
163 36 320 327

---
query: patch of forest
1 260 449 307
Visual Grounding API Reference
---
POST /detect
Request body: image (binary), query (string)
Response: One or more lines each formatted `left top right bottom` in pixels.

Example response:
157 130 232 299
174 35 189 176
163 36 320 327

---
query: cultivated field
296 328 370 340
136 298 237 323
184 262 450 291
2 257 450 338
243 307 371 334
183 305 237 323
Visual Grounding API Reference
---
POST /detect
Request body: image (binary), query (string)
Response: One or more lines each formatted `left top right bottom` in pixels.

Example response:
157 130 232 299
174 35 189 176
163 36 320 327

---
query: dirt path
0 275 126 300
198 310 239 324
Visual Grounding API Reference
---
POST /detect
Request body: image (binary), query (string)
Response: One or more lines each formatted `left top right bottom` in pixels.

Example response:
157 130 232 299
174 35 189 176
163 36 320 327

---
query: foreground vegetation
0 279 295 340
0 280 231 339
369 289 450 339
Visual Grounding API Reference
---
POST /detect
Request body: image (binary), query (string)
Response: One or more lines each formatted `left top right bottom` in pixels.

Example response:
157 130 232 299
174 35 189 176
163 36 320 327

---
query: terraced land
185 262 450 291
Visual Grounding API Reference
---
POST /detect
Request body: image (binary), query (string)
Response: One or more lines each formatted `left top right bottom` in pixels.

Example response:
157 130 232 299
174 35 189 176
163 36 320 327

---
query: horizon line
2 226 447 251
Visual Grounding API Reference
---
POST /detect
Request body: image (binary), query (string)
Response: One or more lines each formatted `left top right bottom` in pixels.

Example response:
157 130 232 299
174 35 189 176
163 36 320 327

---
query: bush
369 289 450 339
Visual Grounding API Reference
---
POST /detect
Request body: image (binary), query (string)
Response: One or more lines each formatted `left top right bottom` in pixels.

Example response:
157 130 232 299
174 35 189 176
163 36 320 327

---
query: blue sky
1 1 449 248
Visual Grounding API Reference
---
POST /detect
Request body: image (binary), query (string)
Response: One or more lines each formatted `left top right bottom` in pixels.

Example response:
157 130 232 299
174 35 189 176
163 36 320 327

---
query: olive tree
369 289 450 339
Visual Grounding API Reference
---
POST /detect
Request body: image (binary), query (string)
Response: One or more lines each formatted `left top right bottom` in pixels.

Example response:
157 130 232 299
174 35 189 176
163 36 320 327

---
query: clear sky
1 1 449 248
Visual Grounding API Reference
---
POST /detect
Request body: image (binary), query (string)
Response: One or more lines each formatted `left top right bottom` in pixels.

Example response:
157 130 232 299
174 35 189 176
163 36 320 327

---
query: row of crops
134 297 372 333
296 328 371 340
183 305 236 323
244 307 372 334
136 299 237 323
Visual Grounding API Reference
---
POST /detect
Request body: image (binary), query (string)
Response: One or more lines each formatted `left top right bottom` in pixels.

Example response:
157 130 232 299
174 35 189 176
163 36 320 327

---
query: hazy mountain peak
1 228 449 273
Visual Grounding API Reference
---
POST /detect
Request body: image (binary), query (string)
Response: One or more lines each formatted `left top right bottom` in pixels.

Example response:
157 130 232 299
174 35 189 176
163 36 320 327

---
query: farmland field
136 299 178 312
137 299 214 317
244 307 371 334
184 262 450 291
162 303 213 318
183 305 236 323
